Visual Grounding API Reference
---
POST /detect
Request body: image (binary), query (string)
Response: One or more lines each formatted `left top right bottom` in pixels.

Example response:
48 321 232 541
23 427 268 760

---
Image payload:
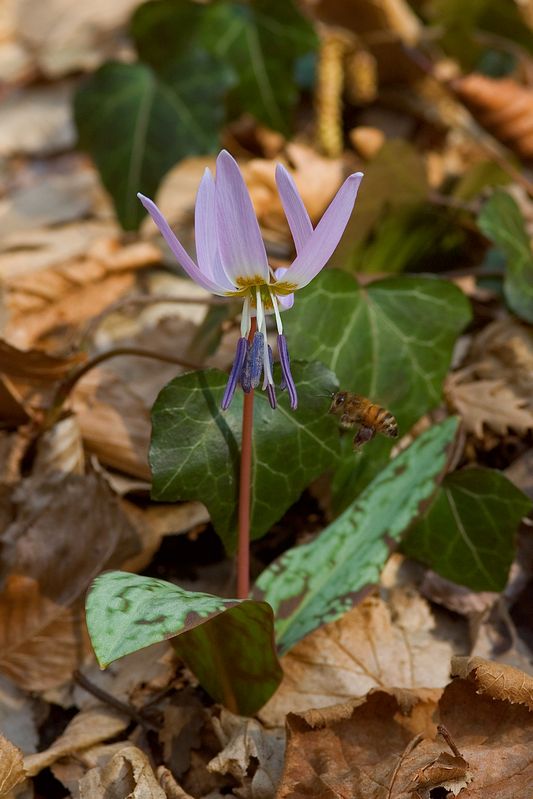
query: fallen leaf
33 414 85 476
0 733 26 798
0 339 84 381
79 745 166 799
259 592 461 727
278 664 533 798
159 696 205 778
24 706 129 777
451 656 533 710
208 709 285 799
0 675 38 754
0 83 75 157
0 471 140 689
72 369 151 480
445 373 533 438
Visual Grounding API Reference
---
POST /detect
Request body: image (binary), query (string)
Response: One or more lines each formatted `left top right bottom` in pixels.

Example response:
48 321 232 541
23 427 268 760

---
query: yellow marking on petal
272 281 297 295
235 275 268 288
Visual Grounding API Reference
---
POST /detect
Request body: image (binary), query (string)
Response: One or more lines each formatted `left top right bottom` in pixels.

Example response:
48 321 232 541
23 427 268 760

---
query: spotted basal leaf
86 571 281 715
253 417 458 654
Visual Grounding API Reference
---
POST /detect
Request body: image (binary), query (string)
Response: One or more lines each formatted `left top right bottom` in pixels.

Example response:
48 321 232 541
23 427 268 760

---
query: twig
437 724 463 759
237 317 256 599
45 346 204 429
72 670 161 731
387 733 424 797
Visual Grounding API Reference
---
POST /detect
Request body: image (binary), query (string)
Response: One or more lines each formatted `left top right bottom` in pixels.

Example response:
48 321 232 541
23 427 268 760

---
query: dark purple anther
221 337 248 410
277 334 298 409
240 332 264 393
266 345 276 408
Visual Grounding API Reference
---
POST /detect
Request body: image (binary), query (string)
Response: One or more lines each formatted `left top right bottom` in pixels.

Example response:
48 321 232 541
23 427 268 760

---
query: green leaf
132 0 318 135
254 417 459 654
402 468 532 591
74 57 232 230
150 363 339 552
283 270 471 509
478 190 533 323
86 571 282 715
329 140 428 270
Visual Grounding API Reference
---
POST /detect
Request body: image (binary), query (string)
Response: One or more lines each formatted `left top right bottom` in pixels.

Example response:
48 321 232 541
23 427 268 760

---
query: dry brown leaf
0 733 26 797
0 471 140 689
453 73 533 159
0 675 38 755
33 414 85 476
51 741 129 797
0 83 75 157
72 369 151 480
79 745 166 799
278 669 533 798
156 766 195 799
208 709 285 799
451 656 533 710
0 339 84 381
24 706 129 777
445 373 533 438
260 592 460 727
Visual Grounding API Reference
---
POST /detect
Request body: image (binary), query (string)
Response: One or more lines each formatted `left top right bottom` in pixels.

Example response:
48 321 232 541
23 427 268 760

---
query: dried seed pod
452 73 533 159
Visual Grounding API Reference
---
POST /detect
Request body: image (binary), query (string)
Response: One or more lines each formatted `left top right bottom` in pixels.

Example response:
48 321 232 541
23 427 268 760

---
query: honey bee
329 391 398 449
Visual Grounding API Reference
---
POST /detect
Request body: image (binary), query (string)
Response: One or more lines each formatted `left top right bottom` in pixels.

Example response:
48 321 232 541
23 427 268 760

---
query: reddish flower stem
237 317 256 598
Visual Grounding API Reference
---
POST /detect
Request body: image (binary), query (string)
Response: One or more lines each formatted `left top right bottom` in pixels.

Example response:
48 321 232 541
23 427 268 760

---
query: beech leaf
254 416 458 654
86 571 282 716
403 468 532 591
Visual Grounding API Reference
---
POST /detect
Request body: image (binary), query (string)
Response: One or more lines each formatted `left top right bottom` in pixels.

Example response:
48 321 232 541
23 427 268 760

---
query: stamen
278 334 298 409
262 342 274 390
240 332 264 392
221 337 248 410
267 384 277 409
255 287 264 332
270 290 283 335
240 296 251 338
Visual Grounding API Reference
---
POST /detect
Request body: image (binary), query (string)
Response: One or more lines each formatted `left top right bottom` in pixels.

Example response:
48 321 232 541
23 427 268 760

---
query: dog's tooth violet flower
138 150 363 411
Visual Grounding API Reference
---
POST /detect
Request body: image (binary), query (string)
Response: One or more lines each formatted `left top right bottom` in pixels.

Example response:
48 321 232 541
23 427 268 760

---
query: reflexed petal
275 172 363 292
275 164 313 253
221 337 248 410
194 168 217 276
138 193 227 295
215 151 269 283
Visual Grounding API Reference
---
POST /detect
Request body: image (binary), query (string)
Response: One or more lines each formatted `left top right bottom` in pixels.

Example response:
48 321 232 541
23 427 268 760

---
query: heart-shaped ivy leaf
150 362 339 552
86 571 281 715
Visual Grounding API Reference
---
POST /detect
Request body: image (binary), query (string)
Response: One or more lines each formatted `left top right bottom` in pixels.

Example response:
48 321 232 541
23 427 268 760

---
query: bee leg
339 413 355 430
353 425 375 449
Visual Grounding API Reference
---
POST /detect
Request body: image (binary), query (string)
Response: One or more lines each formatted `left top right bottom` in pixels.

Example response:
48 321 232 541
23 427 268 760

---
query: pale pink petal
138 193 227 295
215 151 269 284
275 172 363 291
275 164 313 253
194 169 217 276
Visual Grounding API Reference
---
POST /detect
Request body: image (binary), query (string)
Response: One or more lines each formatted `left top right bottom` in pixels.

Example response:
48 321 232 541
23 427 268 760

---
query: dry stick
46 346 203 429
237 317 257 599
437 724 463 759
72 670 161 731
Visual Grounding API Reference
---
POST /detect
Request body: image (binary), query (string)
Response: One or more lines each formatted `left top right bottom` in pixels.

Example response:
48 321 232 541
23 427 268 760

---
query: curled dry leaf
0 471 140 690
278 663 533 798
0 732 26 798
33 414 85 476
260 592 463 727
208 709 285 799
24 706 129 778
451 656 533 711
79 745 166 799
452 73 533 159
0 339 85 382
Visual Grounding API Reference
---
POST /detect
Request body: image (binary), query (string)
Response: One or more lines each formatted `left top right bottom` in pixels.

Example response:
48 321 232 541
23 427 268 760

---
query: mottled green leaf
150 363 339 552
283 270 471 510
132 0 317 135
403 468 532 591
86 571 281 715
478 190 533 323
254 417 458 654
74 56 232 230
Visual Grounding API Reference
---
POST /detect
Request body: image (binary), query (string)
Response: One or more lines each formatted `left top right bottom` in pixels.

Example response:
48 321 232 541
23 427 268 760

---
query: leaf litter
1 0 533 796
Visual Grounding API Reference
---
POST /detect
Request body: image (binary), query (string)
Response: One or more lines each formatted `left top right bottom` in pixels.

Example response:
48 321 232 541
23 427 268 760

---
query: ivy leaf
74 56 232 230
150 363 339 552
86 571 281 716
254 417 459 654
478 190 533 323
132 0 318 135
402 468 532 591
283 270 471 509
